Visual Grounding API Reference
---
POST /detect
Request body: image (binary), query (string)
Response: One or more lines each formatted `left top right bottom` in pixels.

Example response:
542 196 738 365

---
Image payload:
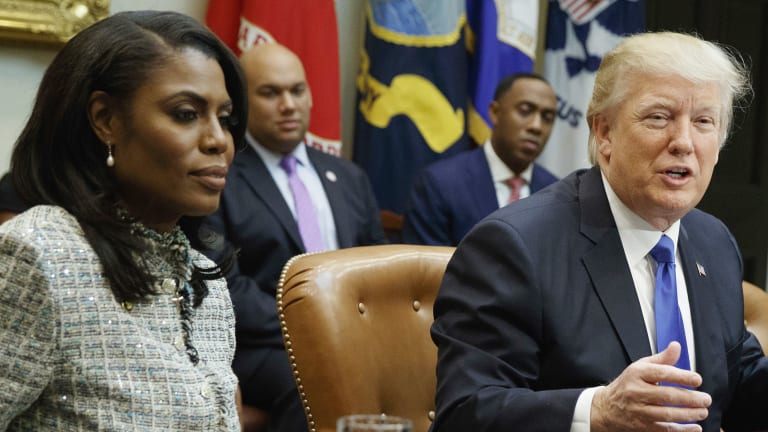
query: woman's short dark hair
10 10 247 304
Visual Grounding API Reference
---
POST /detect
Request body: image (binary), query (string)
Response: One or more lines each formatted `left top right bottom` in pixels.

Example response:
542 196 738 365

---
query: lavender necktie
279 155 325 252
651 234 691 375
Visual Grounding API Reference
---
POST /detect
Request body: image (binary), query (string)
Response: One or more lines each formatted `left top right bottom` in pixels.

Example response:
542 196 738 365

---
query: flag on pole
206 0 342 155
466 0 540 145
537 0 645 178
353 0 471 214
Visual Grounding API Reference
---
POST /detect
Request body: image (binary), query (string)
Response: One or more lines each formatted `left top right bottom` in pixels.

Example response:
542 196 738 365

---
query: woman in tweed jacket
0 11 247 431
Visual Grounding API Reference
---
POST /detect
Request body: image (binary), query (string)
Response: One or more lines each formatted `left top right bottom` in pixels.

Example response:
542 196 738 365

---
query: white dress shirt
483 139 533 206
570 172 696 432
248 133 339 251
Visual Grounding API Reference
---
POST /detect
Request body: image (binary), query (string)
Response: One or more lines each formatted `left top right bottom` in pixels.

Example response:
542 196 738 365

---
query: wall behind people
0 1 201 171
0 0 367 171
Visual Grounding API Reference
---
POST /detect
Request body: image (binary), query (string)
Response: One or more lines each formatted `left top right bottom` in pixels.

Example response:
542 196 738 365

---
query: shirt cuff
570 386 603 432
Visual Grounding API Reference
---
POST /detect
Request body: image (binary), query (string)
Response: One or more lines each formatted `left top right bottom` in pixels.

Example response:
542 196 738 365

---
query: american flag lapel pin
696 262 706 277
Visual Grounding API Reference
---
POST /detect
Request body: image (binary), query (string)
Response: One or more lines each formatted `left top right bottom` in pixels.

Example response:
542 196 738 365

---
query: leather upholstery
277 245 455 432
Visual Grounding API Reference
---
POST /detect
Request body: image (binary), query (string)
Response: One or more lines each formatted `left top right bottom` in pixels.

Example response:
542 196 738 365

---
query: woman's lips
191 166 227 191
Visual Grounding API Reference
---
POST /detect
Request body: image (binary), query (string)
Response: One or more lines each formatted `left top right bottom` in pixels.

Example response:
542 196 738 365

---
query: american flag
559 0 615 24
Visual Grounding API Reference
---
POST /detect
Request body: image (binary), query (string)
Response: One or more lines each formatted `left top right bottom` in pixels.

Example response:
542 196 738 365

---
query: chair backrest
743 280 768 355
277 244 455 432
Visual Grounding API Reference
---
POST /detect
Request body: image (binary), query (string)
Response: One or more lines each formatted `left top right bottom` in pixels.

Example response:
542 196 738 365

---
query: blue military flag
353 0 471 214
466 0 541 145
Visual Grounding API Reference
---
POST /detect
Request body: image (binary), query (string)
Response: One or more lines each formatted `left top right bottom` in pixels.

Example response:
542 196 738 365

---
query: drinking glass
336 414 413 432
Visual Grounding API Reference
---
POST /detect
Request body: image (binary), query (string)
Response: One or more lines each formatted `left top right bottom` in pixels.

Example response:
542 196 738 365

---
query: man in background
183 43 386 432
401 73 558 246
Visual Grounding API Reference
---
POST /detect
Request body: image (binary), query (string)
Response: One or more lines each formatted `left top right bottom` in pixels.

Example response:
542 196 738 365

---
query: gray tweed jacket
0 206 239 431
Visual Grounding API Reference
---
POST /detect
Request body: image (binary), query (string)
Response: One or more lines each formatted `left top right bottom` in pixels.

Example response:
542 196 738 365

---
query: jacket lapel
677 224 725 394
234 146 304 249
467 147 499 216
579 167 653 363
308 149 350 247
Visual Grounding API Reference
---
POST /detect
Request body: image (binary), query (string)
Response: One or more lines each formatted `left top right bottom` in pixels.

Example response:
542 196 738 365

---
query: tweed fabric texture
0 206 239 431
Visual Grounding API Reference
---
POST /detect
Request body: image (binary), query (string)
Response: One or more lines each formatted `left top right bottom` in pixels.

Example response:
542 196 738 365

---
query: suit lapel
467 147 499 216
308 149 350 247
234 146 304 249
579 167 652 363
529 164 547 192
677 224 724 393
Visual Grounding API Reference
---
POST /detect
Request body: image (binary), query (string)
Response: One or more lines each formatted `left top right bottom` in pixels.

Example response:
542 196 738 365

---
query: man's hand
591 342 712 431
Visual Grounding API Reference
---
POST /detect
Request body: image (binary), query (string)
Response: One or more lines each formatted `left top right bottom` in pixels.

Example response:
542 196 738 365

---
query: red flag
206 0 342 155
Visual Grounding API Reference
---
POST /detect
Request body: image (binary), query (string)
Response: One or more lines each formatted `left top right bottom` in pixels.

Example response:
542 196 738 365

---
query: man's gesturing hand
591 342 712 432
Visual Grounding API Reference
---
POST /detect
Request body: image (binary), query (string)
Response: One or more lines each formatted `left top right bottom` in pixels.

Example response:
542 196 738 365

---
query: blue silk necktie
650 234 690 372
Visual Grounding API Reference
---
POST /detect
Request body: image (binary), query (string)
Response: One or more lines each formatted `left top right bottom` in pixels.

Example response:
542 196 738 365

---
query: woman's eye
174 110 198 122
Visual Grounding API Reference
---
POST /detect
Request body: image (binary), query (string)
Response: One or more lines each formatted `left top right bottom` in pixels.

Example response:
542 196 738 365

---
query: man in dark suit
183 43 386 432
402 73 558 246
431 32 768 432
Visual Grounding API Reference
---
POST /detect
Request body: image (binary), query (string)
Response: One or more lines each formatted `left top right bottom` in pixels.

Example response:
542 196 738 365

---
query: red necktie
507 176 526 204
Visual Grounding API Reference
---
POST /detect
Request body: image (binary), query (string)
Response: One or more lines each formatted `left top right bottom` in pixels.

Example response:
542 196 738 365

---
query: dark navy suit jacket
431 167 768 432
402 146 558 246
183 144 387 349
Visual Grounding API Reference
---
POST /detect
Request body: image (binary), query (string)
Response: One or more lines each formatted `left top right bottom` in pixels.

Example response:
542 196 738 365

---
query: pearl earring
106 142 115 167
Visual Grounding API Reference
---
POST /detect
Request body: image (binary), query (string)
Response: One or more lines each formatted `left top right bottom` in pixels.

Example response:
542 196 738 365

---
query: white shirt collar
601 170 680 266
247 131 310 168
483 139 533 184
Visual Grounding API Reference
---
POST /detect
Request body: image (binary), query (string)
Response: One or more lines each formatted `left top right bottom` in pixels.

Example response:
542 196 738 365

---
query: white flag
538 0 645 178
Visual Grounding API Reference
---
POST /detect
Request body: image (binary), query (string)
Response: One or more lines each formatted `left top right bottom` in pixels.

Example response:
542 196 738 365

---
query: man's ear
87 90 119 144
488 101 499 127
592 113 612 158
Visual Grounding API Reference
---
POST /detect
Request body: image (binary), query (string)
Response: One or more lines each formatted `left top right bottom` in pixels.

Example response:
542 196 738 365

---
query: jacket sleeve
431 217 581 431
402 170 455 246
0 230 56 429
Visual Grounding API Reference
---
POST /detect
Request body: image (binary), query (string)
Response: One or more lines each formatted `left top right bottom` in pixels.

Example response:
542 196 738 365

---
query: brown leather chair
276 244 455 432
743 280 768 355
